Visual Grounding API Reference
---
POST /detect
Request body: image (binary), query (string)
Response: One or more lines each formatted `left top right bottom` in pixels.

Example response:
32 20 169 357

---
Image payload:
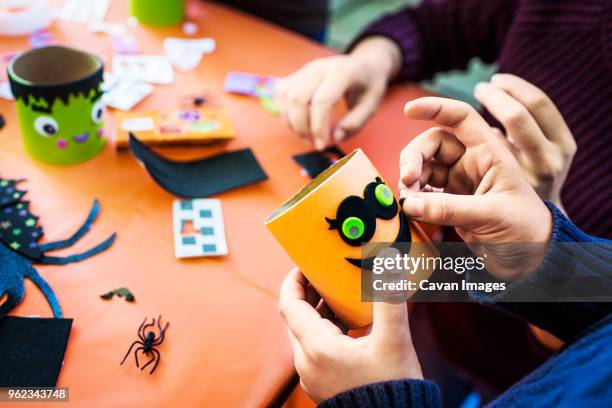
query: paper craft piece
223 71 277 98
114 108 235 148
60 0 110 23
129 134 268 198
100 287 135 302
8 46 106 164
173 199 228 257
0 82 13 100
163 37 215 71
266 149 437 329
260 97 280 115
121 316 168 374
0 175 116 318
293 147 345 179
90 21 126 37
0 316 72 387
182 21 198 35
103 80 153 111
112 35 140 55
29 28 55 48
112 55 174 85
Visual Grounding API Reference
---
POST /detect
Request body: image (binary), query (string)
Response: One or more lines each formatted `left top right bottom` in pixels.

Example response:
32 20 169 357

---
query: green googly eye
374 184 394 207
342 217 365 240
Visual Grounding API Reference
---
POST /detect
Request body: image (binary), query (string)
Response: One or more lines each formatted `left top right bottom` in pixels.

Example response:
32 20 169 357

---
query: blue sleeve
469 202 612 342
319 379 441 408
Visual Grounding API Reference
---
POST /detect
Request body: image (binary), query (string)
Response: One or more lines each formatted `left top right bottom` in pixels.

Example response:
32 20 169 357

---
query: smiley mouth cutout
345 212 412 270
72 132 90 143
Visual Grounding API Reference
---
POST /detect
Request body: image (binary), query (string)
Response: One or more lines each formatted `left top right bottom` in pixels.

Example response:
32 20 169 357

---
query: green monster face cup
8 46 105 165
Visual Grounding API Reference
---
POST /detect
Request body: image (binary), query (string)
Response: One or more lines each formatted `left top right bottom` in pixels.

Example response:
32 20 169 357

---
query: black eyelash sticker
325 217 339 230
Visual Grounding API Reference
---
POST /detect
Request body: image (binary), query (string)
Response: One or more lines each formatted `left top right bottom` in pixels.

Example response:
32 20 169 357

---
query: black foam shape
293 147 345 179
129 133 268 198
0 316 72 387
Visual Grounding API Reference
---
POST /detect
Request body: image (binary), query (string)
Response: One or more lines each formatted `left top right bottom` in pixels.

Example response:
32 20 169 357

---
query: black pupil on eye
43 124 56 134
350 226 359 236
96 109 102 119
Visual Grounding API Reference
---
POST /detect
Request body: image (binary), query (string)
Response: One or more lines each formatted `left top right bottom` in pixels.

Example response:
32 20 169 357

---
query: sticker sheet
114 108 235 147
173 199 228 258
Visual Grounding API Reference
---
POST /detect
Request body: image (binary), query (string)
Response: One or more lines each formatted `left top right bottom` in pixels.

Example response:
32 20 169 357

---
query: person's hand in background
474 74 577 213
278 265 422 404
399 97 553 280
275 36 401 150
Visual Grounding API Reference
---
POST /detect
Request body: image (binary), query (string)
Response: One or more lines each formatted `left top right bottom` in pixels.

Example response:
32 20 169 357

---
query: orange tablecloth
0 1 433 406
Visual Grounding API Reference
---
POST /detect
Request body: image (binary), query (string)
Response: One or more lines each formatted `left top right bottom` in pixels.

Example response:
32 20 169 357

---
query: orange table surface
0 1 434 406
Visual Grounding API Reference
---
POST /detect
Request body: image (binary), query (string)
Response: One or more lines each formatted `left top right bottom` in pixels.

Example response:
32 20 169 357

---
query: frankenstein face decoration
325 177 411 268
8 46 106 164
266 149 435 329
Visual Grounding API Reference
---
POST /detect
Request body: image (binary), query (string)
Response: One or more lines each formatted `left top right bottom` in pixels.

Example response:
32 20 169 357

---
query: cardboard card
60 0 110 23
112 55 174 85
223 71 277 98
114 108 235 148
173 199 228 258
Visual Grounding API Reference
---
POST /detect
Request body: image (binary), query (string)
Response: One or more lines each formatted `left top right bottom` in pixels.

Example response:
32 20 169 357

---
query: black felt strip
293 146 345 179
0 316 72 387
129 134 268 198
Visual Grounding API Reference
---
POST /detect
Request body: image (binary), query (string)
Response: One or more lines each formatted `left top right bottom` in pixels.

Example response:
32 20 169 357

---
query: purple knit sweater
358 0 612 239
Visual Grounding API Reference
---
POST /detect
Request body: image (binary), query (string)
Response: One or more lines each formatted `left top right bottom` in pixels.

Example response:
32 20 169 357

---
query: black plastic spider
120 315 169 374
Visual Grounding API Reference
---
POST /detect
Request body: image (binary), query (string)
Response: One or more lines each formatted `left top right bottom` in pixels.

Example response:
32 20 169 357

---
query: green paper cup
130 0 184 26
8 46 105 165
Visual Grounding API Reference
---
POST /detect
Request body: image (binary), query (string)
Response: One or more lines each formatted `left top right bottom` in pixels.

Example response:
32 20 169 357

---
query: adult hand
276 36 401 150
399 97 553 280
279 266 422 404
474 74 577 212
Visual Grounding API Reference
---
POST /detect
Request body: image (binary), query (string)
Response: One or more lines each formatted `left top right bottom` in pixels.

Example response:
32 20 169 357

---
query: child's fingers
404 97 492 148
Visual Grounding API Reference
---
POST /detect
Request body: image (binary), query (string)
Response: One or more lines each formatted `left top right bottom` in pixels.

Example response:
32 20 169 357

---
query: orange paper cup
266 149 436 328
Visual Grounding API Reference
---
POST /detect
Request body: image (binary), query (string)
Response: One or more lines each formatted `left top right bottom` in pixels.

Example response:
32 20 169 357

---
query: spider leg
140 348 157 372
142 318 155 336
138 317 148 342
37 200 100 252
121 341 142 365
152 321 169 345
134 347 145 368
148 348 161 374
38 233 116 265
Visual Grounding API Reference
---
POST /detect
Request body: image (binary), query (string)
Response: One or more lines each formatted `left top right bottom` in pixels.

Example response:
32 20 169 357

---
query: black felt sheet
0 316 72 387
129 134 268 198
293 147 345 179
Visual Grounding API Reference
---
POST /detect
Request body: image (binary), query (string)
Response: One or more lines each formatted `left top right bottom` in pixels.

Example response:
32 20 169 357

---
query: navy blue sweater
320 203 612 408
